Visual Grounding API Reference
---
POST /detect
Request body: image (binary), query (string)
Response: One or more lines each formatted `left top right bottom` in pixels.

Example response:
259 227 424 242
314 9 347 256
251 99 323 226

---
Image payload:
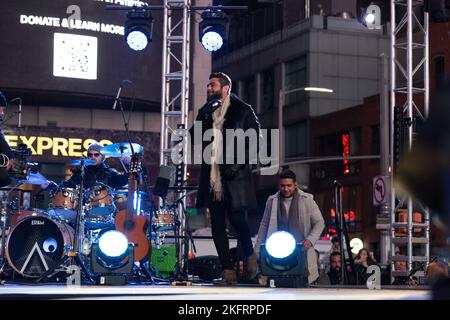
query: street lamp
278 86 334 168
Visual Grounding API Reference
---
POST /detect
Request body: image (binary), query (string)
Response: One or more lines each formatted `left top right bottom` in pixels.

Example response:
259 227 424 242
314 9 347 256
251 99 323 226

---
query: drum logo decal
31 220 45 225
20 243 49 273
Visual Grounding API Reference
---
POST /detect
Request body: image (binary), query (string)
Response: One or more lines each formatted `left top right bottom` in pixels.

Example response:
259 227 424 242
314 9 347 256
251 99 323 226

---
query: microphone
112 80 132 110
203 98 222 117
112 85 123 110
210 98 222 112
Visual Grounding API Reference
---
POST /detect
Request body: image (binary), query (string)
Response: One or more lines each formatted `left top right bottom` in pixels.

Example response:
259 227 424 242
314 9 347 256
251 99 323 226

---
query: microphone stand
71 159 93 282
174 195 196 278
117 98 136 157
115 98 154 282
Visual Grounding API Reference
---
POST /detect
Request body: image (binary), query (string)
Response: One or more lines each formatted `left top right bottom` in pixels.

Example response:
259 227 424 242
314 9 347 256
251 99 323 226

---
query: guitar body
114 155 150 262
115 210 150 262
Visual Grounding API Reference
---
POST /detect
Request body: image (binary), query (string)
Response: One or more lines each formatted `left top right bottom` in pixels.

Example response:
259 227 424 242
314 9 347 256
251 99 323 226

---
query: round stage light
126 29 149 51
124 8 153 51
98 230 129 258
364 12 375 24
201 30 224 52
265 231 296 259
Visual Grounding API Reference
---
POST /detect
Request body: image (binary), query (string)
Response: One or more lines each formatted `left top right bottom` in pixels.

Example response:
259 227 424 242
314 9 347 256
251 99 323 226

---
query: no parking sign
373 176 390 206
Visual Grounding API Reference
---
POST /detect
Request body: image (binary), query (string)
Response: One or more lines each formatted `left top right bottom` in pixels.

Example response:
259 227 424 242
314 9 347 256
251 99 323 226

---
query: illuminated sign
341 133 350 175
19 15 125 36
94 0 149 6
4 135 113 157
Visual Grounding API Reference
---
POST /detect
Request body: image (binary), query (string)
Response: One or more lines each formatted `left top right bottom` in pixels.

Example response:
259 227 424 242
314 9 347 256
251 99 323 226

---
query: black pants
209 197 254 270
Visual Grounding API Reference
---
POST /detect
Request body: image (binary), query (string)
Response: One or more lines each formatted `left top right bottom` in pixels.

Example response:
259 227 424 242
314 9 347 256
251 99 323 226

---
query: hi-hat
101 142 143 157
20 172 48 185
69 159 97 166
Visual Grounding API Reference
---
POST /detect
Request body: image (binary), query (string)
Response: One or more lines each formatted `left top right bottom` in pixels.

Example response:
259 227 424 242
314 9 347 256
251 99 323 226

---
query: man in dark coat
191 72 260 284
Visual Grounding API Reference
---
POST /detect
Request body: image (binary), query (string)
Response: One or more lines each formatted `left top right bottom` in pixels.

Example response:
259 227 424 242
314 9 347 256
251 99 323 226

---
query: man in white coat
254 169 325 284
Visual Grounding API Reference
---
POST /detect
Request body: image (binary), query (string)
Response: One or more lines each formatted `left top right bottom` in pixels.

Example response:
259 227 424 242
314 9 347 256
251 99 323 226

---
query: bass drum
6 212 73 278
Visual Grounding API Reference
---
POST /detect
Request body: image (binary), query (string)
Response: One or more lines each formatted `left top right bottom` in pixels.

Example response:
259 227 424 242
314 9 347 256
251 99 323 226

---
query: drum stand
170 195 196 281
0 182 22 274
38 161 94 284
36 160 94 283
69 160 94 283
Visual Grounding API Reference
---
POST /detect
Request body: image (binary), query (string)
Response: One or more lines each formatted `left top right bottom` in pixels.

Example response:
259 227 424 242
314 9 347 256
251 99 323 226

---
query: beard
280 191 295 198
207 91 222 102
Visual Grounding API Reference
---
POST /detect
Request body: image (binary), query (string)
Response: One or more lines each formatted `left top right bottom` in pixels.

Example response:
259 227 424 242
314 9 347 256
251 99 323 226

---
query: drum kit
0 142 178 282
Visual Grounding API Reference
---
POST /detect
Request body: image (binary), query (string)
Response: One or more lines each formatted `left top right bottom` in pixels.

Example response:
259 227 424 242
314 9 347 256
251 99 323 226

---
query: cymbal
69 159 97 166
20 172 47 185
101 142 143 157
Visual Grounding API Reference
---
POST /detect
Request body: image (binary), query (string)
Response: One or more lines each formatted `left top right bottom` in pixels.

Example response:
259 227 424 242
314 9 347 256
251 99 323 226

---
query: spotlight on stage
199 9 228 52
91 230 134 285
259 231 308 288
125 8 153 51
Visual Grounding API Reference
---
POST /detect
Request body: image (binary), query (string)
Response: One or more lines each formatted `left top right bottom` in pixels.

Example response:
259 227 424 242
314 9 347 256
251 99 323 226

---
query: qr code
53 33 97 80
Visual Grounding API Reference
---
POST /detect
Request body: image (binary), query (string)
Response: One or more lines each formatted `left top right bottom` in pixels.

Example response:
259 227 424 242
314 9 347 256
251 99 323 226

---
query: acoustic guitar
114 155 150 261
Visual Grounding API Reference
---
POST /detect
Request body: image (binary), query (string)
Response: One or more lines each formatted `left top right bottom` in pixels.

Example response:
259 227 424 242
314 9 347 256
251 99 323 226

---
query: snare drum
84 214 115 230
48 187 79 225
6 211 73 278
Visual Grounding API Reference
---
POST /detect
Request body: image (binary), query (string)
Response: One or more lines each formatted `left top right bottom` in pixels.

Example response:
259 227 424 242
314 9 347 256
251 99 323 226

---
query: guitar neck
126 172 138 219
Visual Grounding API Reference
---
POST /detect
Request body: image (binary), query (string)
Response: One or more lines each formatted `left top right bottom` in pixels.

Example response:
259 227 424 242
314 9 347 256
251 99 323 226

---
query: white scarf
210 95 230 201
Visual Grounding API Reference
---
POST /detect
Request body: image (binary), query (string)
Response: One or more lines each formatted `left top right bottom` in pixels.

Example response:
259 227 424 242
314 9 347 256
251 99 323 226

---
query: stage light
125 8 153 51
362 4 381 30
364 12 375 24
91 230 134 285
199 9 228 52
98 230 129 258
259 231 308 287
265 231 296 259
127 29 148 51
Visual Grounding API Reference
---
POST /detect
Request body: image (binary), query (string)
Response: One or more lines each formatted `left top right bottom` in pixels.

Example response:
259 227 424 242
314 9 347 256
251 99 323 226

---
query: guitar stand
69 252 94 284
131 260 157 284
168 197 196 282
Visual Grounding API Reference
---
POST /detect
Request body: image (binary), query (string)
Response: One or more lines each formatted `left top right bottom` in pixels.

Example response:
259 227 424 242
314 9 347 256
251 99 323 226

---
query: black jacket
64 162 128 189
191 93 260 211
0 130 13 159
0 130 13 187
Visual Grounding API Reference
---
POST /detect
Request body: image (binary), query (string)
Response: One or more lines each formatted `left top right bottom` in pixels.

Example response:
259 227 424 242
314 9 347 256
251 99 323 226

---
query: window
218 2 283 53
284 56 308 106
260 68 275 112
285 121 307 158
241 75 256 108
